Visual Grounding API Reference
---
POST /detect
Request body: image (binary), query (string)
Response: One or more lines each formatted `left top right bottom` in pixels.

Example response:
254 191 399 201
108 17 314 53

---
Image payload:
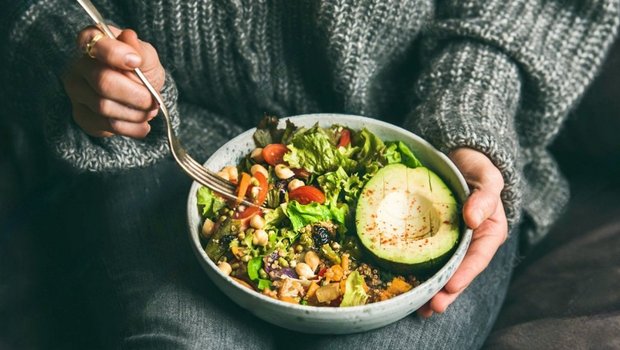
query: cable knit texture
1 0 618 245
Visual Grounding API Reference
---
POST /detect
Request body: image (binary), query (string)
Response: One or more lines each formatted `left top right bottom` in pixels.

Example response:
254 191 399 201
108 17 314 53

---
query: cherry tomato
235 206 260 220
289 186 326 205
235 171 269 219
252 172 269 207
262 144 288 166
338 129 351 148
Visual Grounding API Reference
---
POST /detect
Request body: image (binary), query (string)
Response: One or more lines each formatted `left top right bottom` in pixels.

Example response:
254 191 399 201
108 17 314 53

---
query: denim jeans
64 158 518 350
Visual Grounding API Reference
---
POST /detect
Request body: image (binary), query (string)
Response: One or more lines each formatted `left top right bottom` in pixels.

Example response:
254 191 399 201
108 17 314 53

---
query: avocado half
355 164 460 275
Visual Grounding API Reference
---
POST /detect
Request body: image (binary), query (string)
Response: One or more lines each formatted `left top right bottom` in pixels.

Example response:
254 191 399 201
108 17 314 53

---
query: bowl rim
187 113 473 314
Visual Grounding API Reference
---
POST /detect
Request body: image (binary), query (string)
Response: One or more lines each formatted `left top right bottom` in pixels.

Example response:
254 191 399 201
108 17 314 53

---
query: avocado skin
365 241 459 278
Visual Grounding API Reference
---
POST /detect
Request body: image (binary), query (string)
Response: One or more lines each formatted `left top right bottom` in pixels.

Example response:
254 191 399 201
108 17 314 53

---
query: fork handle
76 0 165 108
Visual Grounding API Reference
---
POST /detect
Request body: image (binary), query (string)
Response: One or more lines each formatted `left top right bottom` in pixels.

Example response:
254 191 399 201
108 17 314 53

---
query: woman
2 0 618 348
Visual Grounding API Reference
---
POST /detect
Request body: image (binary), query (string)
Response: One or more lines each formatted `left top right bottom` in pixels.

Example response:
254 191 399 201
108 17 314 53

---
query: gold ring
84 32 105 59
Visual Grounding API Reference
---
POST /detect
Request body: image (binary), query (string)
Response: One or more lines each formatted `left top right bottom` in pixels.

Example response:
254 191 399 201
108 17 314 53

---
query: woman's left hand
418 147 508 317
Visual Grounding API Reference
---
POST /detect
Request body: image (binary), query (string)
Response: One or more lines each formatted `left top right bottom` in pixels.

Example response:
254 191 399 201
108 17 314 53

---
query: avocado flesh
355 164 460 274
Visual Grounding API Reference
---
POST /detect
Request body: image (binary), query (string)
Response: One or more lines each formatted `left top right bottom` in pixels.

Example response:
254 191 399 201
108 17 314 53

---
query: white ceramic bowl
187 113 472 334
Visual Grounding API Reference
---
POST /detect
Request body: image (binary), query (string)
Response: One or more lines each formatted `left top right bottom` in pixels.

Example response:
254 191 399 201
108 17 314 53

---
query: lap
66 158 518 350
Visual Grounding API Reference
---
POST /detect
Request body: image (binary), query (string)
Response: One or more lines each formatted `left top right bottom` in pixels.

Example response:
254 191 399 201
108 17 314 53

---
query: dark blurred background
1 31 619 350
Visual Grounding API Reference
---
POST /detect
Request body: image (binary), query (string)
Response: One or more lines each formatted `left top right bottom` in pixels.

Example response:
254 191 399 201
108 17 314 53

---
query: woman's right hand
62 26 165 138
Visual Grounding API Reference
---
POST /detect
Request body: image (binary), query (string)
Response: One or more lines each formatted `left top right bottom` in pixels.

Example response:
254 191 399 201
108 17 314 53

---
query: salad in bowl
195 116 461 307
187 114 471 334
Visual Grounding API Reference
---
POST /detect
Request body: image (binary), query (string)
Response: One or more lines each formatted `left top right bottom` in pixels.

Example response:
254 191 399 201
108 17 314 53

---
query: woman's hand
62 26 165 138
418 148 508 317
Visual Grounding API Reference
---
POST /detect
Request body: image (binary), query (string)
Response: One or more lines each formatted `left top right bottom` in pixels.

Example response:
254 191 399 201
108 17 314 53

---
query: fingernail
125 53 141 68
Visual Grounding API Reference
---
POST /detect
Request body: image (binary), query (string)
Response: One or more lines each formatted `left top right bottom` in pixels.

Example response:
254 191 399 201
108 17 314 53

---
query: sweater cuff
404 40 523 228
47 71 180 172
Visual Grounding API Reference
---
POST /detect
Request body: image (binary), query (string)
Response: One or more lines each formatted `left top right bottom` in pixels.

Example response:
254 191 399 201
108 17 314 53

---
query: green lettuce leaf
317 167 364 207
247 256 263 281
247 257 272 291
340 271 369 307
386 141 423 168
257 279 272 291
354 128 386 165
283 125 357 174
197 187 226 218
384 142 402 164
252 116 298 147
264 206 287 229
284 201 333 232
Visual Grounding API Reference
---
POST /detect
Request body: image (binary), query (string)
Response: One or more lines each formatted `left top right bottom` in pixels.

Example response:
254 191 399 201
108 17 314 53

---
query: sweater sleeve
2 1 180 173
404 0 620 232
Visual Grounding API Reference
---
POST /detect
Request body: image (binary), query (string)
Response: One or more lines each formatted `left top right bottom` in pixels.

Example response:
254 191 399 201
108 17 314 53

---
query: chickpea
250 186 261 200
218 261 232 276
252 229 269 246
250 215 265 230
287 179 305 191
224 166 239 183
250 148 264 163
274 164 295 179
304 251 320 272
216 170 229 181
250 164 268 178
295 262 315 279
201 219 215 238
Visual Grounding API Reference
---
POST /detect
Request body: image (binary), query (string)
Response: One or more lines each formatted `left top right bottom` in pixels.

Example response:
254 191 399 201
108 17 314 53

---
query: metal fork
76 0 258 208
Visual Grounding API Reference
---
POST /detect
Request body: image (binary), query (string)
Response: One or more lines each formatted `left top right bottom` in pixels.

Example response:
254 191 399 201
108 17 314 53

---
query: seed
287 179 305 191
295 262 315 279
218 261 232 276
250 148 264 163
274 164 295 179
225 166 239 183
278 257 289 267
252 229 269 246
304 251 320 272
250 164 268 178
250 215 265 230
201 219 215 238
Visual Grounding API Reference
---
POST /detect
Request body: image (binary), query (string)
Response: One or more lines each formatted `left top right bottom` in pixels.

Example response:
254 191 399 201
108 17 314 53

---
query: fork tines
180 153 260 208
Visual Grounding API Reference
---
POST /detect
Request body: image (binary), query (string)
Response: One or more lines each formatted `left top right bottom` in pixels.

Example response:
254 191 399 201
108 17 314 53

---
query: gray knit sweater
2 0 618 245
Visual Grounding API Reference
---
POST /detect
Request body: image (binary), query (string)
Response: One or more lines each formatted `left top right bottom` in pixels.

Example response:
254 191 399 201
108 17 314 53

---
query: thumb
116 29 164 89
450 148 504 229
463 186 500 229
116 29 142 59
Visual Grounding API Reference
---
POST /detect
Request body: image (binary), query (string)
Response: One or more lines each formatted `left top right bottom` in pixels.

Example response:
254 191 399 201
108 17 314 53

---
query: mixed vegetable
197 117 426 307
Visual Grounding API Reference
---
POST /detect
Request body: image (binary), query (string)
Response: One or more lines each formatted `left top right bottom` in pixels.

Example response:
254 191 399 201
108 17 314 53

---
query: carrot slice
236 172 252 204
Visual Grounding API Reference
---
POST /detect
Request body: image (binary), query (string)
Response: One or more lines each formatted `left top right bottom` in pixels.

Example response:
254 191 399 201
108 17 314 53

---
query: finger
428 289 461 314
77 26 142 70
116 30 160 71
463 187 500 229
444 201 508 294
416 303 434 318
72 103 152 139
116 30 165 89
72 103 114 138
76 59 154 111
108 119 152 139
